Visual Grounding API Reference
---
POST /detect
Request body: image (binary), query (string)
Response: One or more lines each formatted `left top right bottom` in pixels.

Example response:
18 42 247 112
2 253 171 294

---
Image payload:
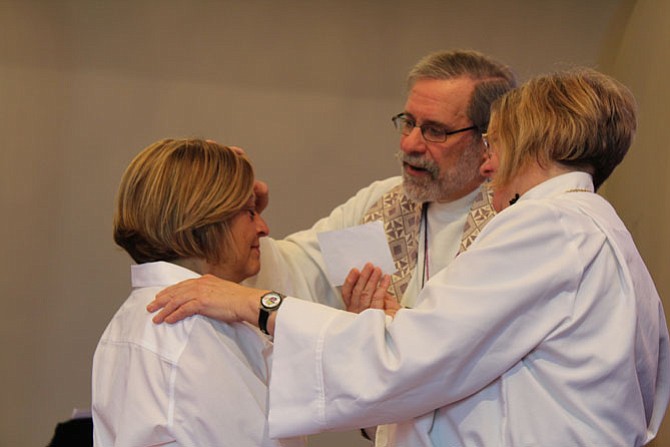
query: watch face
261 292 283 310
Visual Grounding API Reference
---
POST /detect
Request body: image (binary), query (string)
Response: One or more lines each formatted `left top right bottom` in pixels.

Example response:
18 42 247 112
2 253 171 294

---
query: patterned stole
361 183 495 298
456 184 496 256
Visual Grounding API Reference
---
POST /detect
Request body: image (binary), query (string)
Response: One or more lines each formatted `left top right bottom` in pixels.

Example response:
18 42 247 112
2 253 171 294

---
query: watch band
258 308 272 335
259 291 284 335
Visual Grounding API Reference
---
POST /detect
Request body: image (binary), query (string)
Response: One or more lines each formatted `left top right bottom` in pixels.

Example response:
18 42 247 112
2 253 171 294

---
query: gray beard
398 147 483 203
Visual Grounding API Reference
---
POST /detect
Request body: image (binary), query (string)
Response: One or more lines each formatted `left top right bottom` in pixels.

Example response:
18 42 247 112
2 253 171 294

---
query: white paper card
317 221 396 286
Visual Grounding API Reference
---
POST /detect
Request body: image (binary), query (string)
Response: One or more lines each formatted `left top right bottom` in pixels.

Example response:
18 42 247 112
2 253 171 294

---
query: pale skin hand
342 263 401 317
253 179 269 214
228 145 269 214
147 263 400 333
146 275 271 332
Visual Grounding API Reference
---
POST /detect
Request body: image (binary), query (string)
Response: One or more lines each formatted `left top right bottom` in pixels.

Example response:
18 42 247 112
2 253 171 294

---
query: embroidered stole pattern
361 183 495 298
456 185 496 256
361 185 422 298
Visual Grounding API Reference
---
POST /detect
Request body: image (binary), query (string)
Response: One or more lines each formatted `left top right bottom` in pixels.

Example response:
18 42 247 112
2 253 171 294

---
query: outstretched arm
147 264 399 334
147 275 273 331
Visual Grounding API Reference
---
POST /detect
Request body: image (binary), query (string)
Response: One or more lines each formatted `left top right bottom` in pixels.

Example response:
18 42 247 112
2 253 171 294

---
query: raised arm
147 268 397 334
245 177 404 309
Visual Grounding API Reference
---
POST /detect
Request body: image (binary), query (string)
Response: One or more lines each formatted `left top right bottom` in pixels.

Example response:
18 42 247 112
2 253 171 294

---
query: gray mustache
397 152 440 177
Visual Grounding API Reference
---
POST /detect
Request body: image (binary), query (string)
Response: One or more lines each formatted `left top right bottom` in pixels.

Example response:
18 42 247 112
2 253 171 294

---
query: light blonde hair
113 138 254 264
489 68 637 190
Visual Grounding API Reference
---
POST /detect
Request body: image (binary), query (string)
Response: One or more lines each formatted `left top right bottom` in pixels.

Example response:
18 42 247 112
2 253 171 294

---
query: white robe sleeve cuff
268 297 349 438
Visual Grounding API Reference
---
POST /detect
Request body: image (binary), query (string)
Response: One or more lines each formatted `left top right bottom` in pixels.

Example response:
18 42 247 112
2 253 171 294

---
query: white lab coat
92 262 305 447
267 172 670 446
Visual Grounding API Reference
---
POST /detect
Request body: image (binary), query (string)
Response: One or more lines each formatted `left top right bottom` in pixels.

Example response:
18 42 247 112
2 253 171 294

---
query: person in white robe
148 69 670 446
92 139 305 447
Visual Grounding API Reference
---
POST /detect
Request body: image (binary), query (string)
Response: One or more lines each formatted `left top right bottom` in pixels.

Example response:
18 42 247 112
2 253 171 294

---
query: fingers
147 275 220 324
360 267 382 309
149 285 199 324
218 147 269 214
163 300 202 324
381 272 401 318
152 298 201 324
343 267 399 316
385 306 400 318
148 280 194 312
342 268 360 309
345 263 386 313
349 263 375 312
370 274 391 310
151 298 178 324
384 290 401 318
254 180 269 213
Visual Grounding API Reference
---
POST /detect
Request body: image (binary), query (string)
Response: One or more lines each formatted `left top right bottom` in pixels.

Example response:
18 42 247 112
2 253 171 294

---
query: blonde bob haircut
489 68 637 191
113 138 254 265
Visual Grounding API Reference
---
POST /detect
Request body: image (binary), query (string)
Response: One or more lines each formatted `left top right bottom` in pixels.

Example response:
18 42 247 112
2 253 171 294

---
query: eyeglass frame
391 113 478 143
481 132 490 148
481 132 492 157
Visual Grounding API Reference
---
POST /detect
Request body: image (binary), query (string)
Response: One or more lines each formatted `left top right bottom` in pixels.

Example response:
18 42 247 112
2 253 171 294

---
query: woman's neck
502 162 573 210
172 257 243 283
172 257 208 275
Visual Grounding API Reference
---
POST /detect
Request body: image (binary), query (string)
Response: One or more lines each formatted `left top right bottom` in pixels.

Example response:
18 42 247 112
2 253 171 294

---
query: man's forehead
408 77 476 99
404 78 475 120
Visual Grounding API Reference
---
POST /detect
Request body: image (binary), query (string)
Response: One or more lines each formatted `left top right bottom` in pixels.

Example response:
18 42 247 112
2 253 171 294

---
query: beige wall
2 1 666 446
599 0 670 445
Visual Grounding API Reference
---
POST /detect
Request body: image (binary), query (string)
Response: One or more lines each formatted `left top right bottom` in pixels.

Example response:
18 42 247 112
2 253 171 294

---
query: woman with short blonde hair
488 68 636 192
113 138 254 266
93 138 304 447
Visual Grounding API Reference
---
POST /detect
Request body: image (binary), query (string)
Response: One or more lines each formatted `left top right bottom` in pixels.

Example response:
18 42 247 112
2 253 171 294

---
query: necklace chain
421 203 429 289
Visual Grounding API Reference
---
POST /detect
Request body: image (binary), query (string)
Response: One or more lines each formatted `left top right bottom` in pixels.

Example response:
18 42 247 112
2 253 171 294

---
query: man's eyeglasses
392 113 477 143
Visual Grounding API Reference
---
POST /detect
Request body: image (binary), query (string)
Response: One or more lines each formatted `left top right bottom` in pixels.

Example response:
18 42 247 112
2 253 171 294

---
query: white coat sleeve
267 201 583 437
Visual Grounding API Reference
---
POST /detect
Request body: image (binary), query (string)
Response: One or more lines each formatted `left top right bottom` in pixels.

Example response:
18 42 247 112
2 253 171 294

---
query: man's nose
400 127 427 155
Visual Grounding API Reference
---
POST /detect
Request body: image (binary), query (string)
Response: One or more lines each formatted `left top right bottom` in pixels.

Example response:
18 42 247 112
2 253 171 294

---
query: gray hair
408 50 517 132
